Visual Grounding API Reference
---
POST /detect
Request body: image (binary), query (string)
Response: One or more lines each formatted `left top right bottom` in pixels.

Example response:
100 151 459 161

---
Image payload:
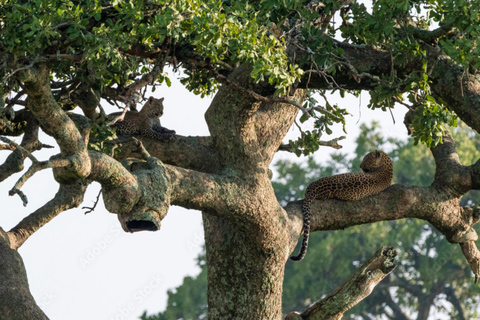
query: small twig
392 96 415 111
82 189 102 214
44 52 87 63
387 99 396 124
41 143 55 149
110 144 119 158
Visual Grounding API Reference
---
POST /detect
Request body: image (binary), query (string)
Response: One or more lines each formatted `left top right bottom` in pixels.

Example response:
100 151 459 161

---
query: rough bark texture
0 228 49 320
292 247 397 320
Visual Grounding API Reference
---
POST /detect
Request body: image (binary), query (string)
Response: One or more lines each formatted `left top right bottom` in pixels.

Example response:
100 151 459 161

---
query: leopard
290 150 393 261
109 97 176 141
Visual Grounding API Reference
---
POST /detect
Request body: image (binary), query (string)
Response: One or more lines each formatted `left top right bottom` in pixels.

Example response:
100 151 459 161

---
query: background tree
1 1 480 319
142 122 480 320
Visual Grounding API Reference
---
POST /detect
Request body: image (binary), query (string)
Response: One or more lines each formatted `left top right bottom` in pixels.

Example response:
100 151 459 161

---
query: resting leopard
109 97 176 141
290 150 393 261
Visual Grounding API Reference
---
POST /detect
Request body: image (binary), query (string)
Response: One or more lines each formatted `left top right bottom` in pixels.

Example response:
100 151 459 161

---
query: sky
0 72 408 320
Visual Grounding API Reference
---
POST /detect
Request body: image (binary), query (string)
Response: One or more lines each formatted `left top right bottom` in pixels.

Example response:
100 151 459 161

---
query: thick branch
18 64 91 180
284 184 479 278
460 241 480 283
113 135 222 174
286 247 397 320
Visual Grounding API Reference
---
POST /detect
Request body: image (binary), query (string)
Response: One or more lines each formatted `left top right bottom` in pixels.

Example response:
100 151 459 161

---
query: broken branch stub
117 157 172 233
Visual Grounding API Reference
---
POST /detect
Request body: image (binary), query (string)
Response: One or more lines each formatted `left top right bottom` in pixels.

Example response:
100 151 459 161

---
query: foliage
142 121 480 319
87 122 118 155
1 0 479 155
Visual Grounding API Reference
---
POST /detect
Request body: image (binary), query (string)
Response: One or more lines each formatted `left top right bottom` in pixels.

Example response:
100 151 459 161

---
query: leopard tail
290 198 312 261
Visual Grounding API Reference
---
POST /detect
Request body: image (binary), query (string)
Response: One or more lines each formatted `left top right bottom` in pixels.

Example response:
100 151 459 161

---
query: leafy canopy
1 0 479 154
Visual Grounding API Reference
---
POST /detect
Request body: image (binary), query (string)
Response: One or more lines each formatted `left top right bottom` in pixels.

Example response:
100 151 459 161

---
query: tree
142 122 480 320
1 1 480 319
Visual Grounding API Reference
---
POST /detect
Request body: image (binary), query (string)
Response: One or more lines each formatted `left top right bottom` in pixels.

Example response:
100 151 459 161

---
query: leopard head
140 96 164 118
360 150 392 174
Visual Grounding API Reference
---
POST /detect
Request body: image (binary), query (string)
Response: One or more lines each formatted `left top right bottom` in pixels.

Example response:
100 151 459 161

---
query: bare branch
7 183 87 250
132 137 151 159
286 247 397 320
0 136 39 163
82 189 102 214
106 105 130 126
278 136 346 152
9 158 71 206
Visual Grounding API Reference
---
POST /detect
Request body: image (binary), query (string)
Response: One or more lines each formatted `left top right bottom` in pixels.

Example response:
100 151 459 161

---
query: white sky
0 72 408 320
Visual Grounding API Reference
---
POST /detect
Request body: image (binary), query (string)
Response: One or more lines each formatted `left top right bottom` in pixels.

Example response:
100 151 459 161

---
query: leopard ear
159 97 164 102
149 96 155 103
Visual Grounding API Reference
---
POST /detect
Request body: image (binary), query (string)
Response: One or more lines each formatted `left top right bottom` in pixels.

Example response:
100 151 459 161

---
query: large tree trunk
203 213 287 319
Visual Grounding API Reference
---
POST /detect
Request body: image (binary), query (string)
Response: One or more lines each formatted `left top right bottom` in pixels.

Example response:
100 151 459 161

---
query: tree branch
113 134 222 174
9 158 71 206
7 183 87 250
286 247 397 320
0 114 51 183
18 64 91 180
278 136 346 152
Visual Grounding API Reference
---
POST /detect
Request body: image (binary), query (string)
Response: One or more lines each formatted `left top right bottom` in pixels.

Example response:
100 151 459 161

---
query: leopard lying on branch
291 150 393 261
109 97 176 141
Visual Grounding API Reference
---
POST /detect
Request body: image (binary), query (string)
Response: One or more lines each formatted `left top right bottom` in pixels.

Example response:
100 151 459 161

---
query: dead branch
82 188 102 214
285 247 397 320
278 136 346 152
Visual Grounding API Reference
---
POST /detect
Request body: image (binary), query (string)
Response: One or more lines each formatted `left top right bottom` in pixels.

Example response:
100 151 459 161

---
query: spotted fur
290 150 393 261
111 97 176 141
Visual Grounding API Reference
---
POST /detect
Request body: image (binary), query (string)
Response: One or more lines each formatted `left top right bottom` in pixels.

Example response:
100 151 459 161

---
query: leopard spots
110 97 176 141
290 150 393 261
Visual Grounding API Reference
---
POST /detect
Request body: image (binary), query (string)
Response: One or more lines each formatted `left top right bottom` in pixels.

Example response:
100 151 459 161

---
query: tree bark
0 228 49 320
